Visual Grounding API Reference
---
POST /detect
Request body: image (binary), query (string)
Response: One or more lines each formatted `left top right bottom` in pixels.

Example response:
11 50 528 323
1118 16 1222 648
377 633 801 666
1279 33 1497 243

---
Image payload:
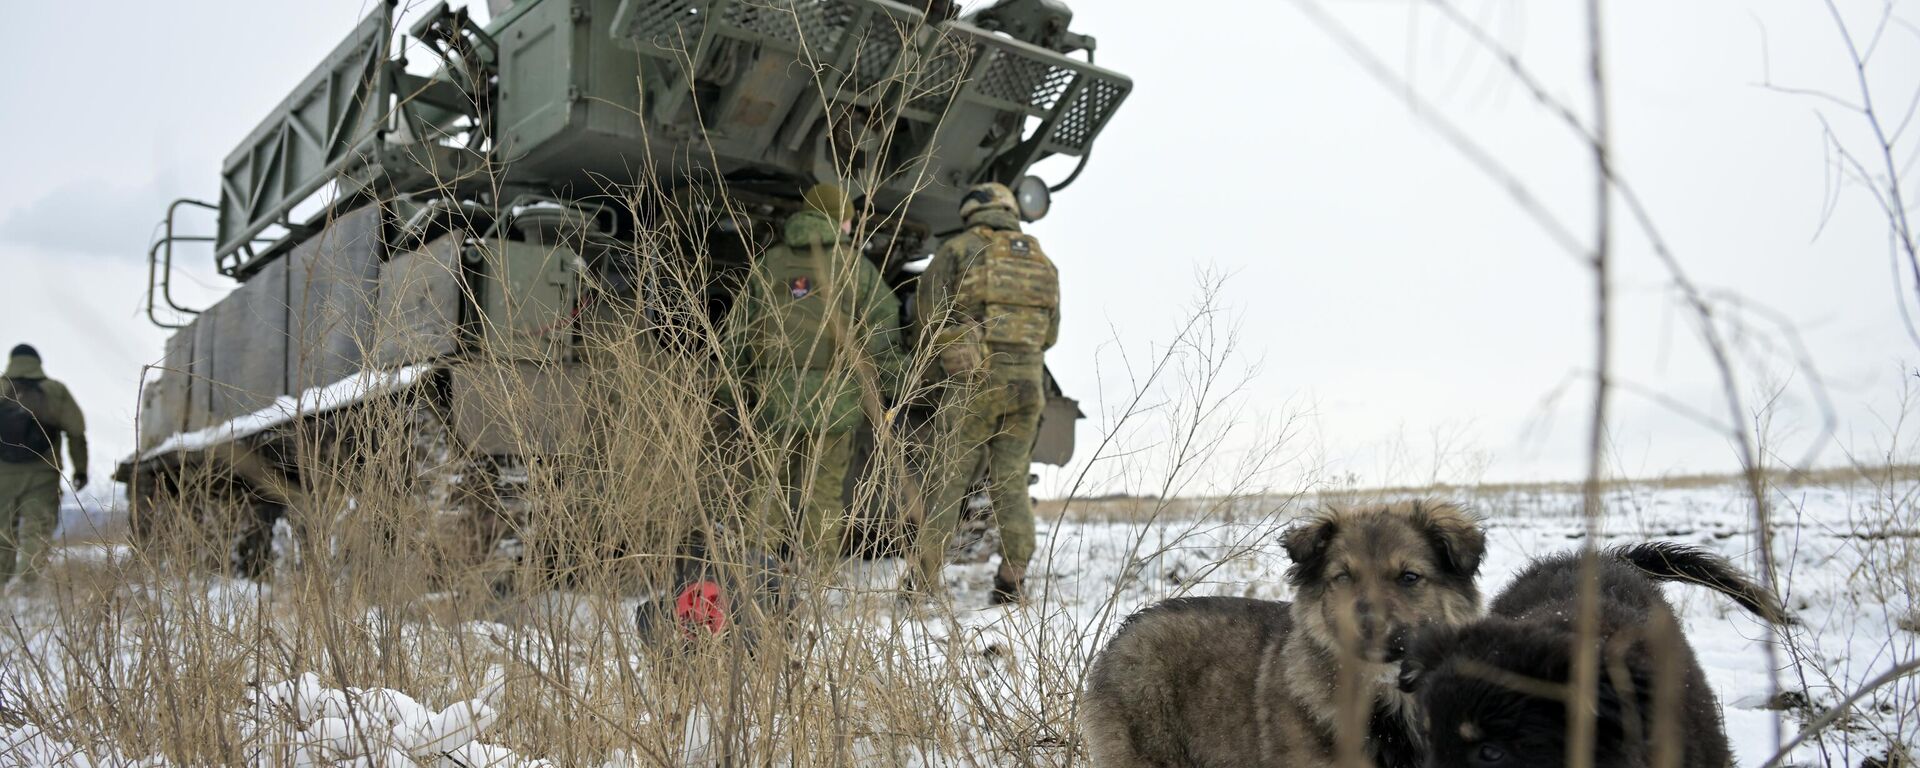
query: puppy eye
1331 572 1353 585
1398 571 1423 586
1476 743 1507 764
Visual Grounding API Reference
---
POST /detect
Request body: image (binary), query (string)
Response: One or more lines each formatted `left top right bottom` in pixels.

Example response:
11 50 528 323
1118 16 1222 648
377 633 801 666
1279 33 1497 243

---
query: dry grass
0 76 1281 766
6 5 1914 768
0 286 1274 766
13 459 1920 766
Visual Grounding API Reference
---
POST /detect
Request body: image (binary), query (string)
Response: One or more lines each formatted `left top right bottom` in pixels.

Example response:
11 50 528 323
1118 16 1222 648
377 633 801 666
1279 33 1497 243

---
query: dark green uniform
912 206 1059 595
0 352 87 584
727 209 904 564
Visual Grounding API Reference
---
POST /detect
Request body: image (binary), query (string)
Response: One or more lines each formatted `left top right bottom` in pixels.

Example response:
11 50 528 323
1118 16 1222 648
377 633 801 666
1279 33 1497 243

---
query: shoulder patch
789 276 812 299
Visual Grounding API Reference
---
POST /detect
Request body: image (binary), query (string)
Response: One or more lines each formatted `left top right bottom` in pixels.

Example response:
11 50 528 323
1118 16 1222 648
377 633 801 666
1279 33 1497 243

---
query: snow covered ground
1 478 1913 766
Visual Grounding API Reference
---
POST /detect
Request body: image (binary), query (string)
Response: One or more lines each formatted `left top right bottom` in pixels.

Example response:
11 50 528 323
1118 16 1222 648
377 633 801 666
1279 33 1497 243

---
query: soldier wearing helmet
726 183 905 569
909 181 1060 604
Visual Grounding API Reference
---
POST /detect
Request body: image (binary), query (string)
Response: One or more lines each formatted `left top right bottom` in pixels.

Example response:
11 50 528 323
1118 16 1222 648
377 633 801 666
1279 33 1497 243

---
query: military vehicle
119 0 1130 575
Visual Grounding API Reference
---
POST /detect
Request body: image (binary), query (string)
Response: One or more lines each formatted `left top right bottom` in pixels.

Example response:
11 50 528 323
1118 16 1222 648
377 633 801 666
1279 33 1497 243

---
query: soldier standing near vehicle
0 344 88 587
910 182 1059 604
728 184 905 570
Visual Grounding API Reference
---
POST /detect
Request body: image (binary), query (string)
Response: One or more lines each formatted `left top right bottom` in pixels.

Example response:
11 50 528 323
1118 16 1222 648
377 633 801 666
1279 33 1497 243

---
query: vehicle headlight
1014 175 1052 222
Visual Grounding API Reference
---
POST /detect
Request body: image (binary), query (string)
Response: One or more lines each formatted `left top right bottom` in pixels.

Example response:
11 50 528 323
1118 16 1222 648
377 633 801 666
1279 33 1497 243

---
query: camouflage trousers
914 359 1044 586
761 429 853 567
0 467 60 584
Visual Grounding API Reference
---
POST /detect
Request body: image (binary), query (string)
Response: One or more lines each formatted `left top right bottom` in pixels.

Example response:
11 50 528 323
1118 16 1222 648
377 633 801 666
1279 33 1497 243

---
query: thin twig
1568 2 1613 765
1283 0 1587 262
1759 658 1920 768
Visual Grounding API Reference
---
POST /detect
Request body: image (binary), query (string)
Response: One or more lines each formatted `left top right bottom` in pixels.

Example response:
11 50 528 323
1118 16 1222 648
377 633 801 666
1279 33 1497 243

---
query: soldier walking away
910 182 1059 605
727 183 905 574
0 344 88 588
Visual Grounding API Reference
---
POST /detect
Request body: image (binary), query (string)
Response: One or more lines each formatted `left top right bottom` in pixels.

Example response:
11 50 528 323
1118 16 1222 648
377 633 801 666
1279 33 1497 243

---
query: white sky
1 0 1914 497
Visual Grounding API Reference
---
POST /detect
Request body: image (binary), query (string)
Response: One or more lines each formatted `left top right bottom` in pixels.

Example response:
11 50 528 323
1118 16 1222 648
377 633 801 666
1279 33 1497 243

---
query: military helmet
959 182 1017 219
802 182 853 223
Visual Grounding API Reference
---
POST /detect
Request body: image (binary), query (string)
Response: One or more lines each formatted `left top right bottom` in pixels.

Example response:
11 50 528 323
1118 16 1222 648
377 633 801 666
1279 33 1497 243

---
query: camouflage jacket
915 208 1060 366
726 211 905 433
1 355 87 473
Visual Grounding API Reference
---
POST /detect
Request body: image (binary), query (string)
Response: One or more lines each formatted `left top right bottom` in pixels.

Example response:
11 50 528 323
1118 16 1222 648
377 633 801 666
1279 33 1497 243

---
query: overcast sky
1 0 1914 497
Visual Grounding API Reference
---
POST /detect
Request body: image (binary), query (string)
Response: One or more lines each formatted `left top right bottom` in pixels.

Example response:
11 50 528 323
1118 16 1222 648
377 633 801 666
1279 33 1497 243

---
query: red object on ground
674 580 728 635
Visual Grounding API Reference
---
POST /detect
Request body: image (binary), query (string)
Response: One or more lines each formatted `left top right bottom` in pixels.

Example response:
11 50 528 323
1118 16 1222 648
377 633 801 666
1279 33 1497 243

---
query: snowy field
1 478 1914 766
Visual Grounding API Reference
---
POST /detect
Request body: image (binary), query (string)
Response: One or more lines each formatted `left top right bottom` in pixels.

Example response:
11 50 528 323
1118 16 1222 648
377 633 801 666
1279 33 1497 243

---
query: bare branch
1283 0 1588 261
1759 657 1920 768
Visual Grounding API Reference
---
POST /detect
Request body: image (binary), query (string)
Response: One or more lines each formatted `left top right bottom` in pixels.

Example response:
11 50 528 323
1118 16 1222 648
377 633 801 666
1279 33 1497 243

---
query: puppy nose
1384 627 1410 662
1354 601 1380 639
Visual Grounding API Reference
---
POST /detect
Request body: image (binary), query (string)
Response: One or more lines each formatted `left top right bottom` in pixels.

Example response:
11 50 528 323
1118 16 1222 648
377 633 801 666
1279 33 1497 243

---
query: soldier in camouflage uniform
0 344 88 587
727 184 905 569
911 182 1059 604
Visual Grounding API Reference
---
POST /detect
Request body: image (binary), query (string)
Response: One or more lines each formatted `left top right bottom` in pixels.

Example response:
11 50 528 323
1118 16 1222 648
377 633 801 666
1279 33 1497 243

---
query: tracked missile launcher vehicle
120 0 1129 575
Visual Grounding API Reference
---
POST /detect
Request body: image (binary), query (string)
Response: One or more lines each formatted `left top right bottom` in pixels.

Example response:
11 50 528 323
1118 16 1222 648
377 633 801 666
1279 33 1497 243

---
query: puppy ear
1282 514 1338 585
1418 500 1486 578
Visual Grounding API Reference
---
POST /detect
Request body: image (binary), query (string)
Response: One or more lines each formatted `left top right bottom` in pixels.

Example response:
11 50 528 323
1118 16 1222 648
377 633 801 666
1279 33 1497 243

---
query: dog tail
1609 542 1791 624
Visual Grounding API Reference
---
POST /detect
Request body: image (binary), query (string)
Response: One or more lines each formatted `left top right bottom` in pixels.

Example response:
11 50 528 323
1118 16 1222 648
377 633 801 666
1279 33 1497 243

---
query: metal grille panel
721 0 854 52
978 49 1072 112
1052 76 1126 152
910 32 976 112
848 19 908 92
622 0 707 53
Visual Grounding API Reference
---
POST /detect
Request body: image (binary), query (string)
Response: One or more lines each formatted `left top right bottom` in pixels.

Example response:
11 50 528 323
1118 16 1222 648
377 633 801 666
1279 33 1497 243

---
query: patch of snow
0 724 164 768
236 673 510 766
135 365 432 461
50 543 131 566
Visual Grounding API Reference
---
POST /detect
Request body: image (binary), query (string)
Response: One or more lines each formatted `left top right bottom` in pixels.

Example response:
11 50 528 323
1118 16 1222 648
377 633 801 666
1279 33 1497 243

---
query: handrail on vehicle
145 198 219 329
145 198 279 329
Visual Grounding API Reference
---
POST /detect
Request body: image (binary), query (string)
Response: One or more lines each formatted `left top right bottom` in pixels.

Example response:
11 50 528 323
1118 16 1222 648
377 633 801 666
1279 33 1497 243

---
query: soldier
0 344 88 587
910 182 1059 604
727 183 904 570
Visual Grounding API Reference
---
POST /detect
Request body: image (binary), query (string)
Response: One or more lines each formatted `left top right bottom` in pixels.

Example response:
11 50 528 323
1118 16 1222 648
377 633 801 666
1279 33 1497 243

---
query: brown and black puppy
1079 501 1487 768
1399 542 1790 768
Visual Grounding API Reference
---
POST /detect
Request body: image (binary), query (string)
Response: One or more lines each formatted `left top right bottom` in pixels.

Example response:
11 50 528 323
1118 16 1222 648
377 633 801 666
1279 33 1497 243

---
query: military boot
989 560 1026 605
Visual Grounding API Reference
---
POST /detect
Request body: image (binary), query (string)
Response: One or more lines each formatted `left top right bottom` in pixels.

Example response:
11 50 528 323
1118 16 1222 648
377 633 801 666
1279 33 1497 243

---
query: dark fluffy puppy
1401 542 1789 768
1080 501 1487 768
